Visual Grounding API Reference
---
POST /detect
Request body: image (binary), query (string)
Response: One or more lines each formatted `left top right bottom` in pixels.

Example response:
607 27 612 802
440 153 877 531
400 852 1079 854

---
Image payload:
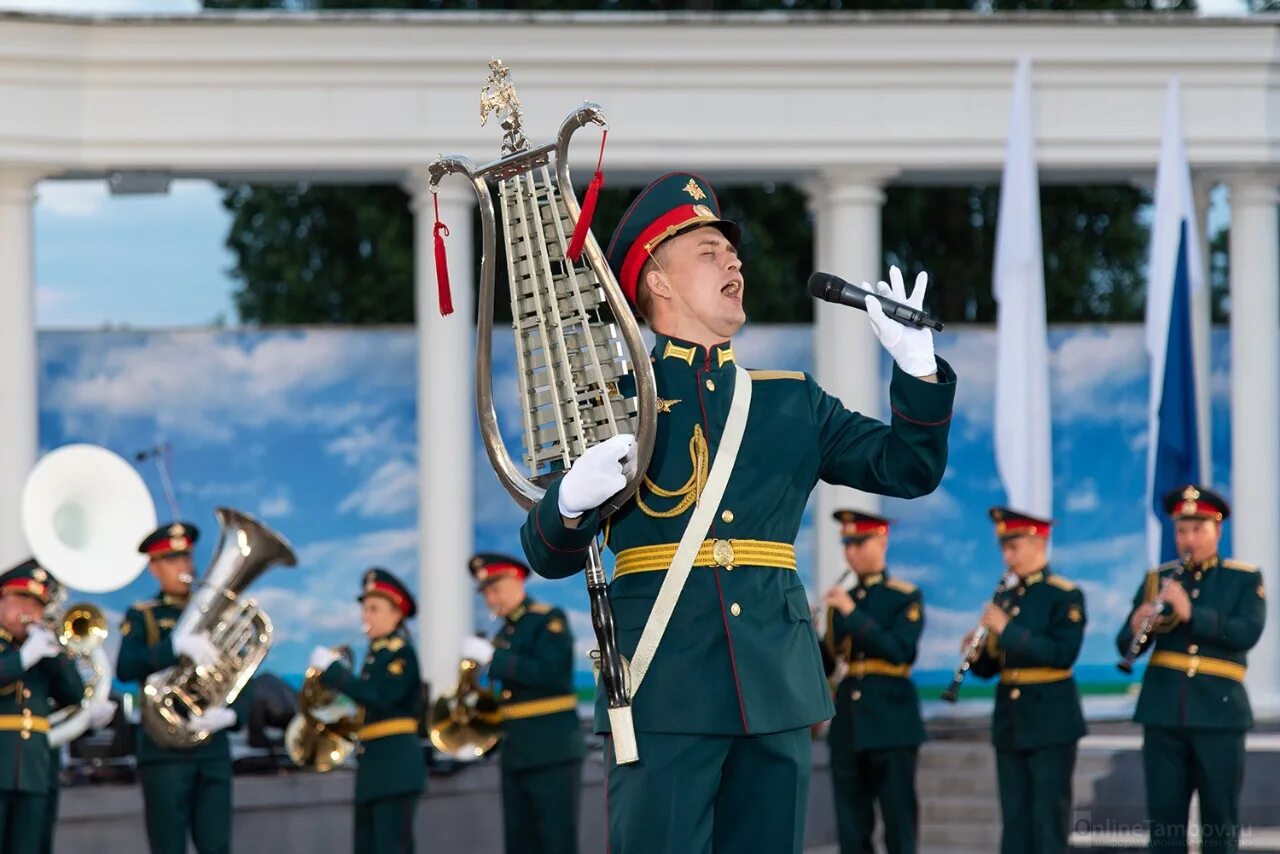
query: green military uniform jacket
0 629 83 794
491 598 585 772
971 567 1087 751
321 626 426 803
823 572 926 752
522 334 956 736
1115 555 1264 730
117 593 248 764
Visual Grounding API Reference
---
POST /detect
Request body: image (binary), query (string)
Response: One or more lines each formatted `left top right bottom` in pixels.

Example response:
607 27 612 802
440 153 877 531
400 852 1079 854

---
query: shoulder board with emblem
130 599 158 612
885 578 917 595
527 602 553 615
747 370 805 381
1047 575 1077 591
1222 559 1260 573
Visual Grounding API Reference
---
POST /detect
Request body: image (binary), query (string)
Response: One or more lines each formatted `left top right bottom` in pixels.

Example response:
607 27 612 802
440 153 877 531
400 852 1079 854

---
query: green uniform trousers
605 727 810 854
0 791 48 854
40 780 57 854
995 742 1076 854
502 759 581 854
354 794 417 854
1143 726 1245 853
830 746 918 854
140 760 232 854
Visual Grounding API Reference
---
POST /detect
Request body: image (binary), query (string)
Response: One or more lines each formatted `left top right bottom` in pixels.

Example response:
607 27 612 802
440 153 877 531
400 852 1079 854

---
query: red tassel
566 129 608 262
432 194 454 317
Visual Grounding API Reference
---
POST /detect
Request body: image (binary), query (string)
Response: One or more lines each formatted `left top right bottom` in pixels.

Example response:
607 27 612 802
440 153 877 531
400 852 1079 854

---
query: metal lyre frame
428 62 658 761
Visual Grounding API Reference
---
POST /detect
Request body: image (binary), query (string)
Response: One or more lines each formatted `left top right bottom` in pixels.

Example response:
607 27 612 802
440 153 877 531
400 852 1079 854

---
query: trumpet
1118 552 1193 673
940 574 1013 703
285 645 362 772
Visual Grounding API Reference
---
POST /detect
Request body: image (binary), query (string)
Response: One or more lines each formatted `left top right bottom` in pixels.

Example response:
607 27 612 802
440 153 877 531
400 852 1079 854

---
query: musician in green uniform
117 522 242 854
1115 485 1263 854
311 568 425 854
520 172 956 854
820 509 924 854
461 553 585 854
42 632 116 854
968 508 1087 854
0 559 84 854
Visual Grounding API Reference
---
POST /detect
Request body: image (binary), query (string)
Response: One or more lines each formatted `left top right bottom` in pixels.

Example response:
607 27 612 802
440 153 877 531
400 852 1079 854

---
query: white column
806 168 896 594
406 172 476 697
0 171 39 567
1229 176 1280 717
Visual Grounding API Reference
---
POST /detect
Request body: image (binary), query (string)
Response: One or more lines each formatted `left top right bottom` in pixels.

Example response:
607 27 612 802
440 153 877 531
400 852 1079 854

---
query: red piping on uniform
696 356 750 733
536 509 592 554
890 405 952 427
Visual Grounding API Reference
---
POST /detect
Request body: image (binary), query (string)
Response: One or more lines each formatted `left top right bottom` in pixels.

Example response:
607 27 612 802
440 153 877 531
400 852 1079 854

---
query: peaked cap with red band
605 172 741 306
0 558 58 606
359 567 416 618
138 521 200 558
832 508 891 542
469 552 530 589
989 507 1053 541
1163 484 1231 522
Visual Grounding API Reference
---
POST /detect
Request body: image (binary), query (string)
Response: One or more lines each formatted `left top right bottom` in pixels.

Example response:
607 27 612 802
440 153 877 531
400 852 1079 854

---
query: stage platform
52 719 1280 853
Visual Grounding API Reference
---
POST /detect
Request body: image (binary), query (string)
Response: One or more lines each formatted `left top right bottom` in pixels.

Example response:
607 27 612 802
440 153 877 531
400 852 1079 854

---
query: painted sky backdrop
37 324 1233 694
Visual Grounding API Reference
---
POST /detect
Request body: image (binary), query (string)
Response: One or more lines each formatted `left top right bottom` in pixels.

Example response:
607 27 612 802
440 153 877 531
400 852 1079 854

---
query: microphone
807 272 944 332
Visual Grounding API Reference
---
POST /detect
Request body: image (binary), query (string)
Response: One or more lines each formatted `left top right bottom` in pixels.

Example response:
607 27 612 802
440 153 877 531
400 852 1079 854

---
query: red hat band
1 578 47 600
1173 498 1224 521
367 580 409 614
995 518 1050 539
476 563 528 584
618 203 721 304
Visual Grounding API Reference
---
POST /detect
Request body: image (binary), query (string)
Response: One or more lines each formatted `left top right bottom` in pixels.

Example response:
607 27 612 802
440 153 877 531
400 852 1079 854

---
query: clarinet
940 574 1012 703
1117 552 1193 673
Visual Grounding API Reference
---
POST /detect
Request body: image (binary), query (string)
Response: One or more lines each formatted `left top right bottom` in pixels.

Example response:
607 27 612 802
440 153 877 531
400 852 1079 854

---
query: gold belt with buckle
1150 651 1246 683
1000 667 1074 685
0 713 50 738
614 539 796 577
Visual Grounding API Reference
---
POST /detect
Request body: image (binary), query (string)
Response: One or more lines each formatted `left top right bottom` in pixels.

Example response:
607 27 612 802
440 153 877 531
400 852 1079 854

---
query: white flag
994 57 1053 519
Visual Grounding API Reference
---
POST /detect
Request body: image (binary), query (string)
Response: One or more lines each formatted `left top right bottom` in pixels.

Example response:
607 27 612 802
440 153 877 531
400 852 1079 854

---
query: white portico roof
0 11 1276 182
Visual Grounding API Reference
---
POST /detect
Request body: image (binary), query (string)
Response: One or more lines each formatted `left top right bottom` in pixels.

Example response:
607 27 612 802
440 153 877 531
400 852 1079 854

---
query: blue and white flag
1146 77 1207 564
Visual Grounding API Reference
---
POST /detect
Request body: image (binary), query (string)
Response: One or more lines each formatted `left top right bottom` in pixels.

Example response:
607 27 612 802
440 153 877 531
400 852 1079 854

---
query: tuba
429 60 657 764
22 444 157 737
285 645 362 772
427 656 503 761
141 508 297 749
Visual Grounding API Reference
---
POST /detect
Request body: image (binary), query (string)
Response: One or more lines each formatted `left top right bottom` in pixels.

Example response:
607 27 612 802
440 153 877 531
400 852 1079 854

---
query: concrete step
920 795 1000 824
919 821 1002 848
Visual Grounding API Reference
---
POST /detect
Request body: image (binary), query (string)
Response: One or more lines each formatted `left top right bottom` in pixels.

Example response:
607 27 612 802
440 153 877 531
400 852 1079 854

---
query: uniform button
1010 688 1022 700
1188 645 1199 655
1191 590 1200 599
721 509 734 523
20 731 29 741
730 603 741 617
22 690 30 699
855 589 866 601
1194 572 1203 581
851 690 862 701
1010 606 1021 616
705 379 716 392
502 690 512 700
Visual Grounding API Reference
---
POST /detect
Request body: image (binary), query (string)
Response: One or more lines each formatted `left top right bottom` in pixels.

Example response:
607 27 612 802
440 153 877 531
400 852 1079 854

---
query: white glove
19 625 60 671
460 636 495 666
173 632 219 669
557 433 638 519
188 705 236 734
309 645 342 672
863 266 938 378
87 698 118 730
